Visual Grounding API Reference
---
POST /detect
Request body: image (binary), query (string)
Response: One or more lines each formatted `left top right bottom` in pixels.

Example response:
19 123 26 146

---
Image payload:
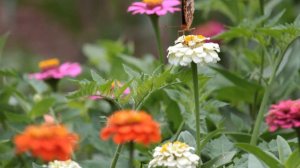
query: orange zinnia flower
100 110 161 145
14 123 79 162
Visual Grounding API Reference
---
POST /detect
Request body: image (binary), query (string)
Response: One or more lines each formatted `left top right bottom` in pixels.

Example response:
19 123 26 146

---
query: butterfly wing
182 0 194 31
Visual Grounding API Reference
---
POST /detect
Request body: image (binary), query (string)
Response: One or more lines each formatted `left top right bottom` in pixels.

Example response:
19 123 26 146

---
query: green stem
173 121 185 141
149 15 164 67
259 0 264 16
110 144 123 168
129 141 134 168
191 62 201 165
250 37 299 145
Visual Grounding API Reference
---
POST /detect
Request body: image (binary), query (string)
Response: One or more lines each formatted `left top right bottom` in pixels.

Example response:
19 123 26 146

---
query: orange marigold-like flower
14 123 79 162
100 110 161 145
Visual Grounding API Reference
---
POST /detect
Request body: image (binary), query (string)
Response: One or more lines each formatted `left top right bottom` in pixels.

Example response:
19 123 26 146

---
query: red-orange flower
100 110 161 145
14 123 79 162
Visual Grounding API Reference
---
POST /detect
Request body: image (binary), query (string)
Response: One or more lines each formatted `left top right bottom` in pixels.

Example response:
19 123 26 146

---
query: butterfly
181 0 194 33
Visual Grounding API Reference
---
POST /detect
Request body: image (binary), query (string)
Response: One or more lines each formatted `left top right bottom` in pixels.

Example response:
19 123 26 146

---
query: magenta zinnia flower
266 99 300 132
127 0 180 16
29 58 81 80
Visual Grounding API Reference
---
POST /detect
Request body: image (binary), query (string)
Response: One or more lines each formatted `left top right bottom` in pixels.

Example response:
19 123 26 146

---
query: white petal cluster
46 160 82 168
167 35 220 66
148 141 200 168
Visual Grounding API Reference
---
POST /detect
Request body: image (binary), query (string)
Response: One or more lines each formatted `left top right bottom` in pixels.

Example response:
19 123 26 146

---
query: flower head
148 141 199 168
47 160 82 168
167 35 220 66
29 58 82 80
100 110 161 145
14 123 79 161
127 0 180 16
266 99 300 132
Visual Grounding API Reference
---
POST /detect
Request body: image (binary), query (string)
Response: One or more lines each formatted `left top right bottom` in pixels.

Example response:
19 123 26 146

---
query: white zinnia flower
46 160 82 168
167 35 220 66
148 141 200 168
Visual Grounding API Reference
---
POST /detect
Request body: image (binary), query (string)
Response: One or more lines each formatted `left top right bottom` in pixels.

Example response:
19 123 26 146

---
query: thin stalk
110 144 123 168
129 141 134 168
259 0 264 16
191 62 201 165
149 15 164 67
173 121 185 141
250 37 299 145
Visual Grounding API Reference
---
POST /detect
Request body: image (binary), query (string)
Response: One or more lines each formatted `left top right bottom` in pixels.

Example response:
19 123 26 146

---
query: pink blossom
192 21 225 42
127 0 180 16
266 99 300 132
29 62 81 80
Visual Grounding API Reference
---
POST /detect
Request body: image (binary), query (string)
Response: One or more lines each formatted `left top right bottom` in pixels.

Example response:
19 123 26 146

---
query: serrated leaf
236 143 283 168
123 64 140 79
91 70 105 84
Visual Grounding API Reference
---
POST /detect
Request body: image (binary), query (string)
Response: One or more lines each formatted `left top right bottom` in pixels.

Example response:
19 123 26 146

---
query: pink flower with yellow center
29 58 81 80
127 0 180 16
266 99 300 132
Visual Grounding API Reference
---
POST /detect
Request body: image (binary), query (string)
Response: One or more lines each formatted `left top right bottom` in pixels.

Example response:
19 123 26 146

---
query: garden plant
1 0 300 168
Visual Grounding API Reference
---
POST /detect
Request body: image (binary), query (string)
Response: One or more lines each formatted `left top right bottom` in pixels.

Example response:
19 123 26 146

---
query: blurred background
0 0 300 70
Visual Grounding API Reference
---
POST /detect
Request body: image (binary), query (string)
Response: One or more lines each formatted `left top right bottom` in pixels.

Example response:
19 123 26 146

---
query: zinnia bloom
14 123 79 161
100 110 161 145
29 58 81 80
89 81 130 100
127 0 180 16
192 21 225 42
148 141 199 168
167 35 220 66
47 160 82 168
266 99 300 132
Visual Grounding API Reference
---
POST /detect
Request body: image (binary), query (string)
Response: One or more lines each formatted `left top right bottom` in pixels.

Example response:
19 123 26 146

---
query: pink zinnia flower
266 99 300 132
192 21 225 43
89 81 131 100
29 58 81 80
127 0 180 16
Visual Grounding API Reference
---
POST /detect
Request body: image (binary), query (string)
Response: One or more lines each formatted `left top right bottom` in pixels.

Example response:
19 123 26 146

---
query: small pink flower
192 21 225 43
127 0 180 16
89 82 131 100
29 58 81 80
266 99 300 132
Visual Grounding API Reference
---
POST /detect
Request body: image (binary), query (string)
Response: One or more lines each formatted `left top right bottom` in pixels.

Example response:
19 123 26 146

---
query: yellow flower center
143 0 163 7
173 141 188 148
38 58 60 70
160 142 171 152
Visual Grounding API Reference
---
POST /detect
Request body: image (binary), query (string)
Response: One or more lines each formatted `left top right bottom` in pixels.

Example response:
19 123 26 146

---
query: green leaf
277 135 292 163
202 151 236 168
165 101 183 132
4 111 30 123
91 70 105 84
203 135 235 158
285 149 300 168
123 64 140 79
236 143 283 168
26 78 49 94
199 129 223 151
178 131 196 149
248 154 266 168
29 98 55 119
